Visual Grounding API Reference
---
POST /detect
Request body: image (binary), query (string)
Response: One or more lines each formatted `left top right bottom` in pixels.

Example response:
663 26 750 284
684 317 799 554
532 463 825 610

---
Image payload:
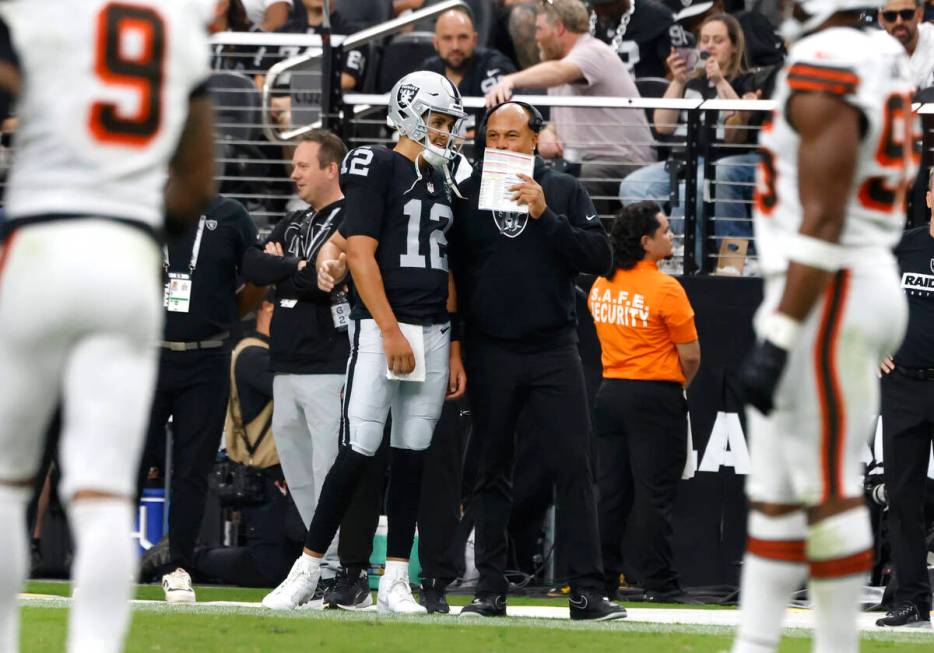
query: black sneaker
459 593 507 617
569 589 628 621
326 567 373 610
420 578 450 614
139 536 172 582
875 602 931 628
309 576 336 609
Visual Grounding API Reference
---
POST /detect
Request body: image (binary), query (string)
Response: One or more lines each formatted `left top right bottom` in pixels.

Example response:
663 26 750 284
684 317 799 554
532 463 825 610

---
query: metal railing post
682 108 701 275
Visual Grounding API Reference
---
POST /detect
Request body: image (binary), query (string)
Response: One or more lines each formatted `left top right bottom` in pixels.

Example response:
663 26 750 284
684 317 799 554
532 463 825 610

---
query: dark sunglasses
881 8 917 22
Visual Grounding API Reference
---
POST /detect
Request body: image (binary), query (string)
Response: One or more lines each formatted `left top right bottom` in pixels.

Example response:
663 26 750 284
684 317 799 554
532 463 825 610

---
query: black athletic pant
465 338 603 595
140 348 231 572
334 400 468 582
594 379 687 594
881 370 934 612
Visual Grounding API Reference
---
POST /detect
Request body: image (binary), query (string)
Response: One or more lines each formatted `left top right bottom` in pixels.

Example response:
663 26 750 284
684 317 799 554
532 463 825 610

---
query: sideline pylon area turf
18 581 934 653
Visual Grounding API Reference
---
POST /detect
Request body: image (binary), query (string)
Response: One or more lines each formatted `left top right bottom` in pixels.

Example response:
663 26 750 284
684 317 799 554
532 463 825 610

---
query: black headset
475 100 545 152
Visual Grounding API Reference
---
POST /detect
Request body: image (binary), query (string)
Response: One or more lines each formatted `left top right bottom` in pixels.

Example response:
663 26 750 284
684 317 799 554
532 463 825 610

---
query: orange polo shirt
588 261 698 384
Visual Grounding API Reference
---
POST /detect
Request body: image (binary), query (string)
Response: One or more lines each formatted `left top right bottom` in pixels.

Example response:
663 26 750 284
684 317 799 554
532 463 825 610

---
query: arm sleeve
562 38 600 87
342 47 366 87
662 280 698 344
537 178 613 275
340 147 389 240
240 219 301 284
232 201 259 274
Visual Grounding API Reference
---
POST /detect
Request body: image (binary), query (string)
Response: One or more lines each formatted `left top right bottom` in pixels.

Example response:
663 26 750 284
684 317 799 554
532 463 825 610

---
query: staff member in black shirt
141 195 258 602
876 169 934 629
242 129 350 594
449 101 624 621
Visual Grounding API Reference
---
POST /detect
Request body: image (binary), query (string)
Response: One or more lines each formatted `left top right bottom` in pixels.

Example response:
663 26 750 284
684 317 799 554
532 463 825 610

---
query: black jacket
450 157 612 349
241 201 349 375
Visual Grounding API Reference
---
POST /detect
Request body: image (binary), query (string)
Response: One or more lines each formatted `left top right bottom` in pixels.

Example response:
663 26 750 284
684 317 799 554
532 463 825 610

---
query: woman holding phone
619 13 763 243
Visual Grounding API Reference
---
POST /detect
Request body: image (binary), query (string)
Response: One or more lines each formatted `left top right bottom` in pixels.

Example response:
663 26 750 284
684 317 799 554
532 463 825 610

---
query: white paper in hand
386 323 426 382
478 148 535 214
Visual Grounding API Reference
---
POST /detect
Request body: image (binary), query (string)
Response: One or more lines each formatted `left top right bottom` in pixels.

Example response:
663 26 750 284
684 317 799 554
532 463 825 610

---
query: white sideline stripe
18 594 934 634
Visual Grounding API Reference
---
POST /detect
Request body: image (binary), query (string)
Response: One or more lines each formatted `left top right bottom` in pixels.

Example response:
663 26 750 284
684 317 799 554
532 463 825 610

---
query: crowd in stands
203 0 933 268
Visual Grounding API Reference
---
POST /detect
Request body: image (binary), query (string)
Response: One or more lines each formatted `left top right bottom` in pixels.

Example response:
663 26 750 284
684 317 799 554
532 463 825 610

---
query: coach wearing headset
448 101 623 621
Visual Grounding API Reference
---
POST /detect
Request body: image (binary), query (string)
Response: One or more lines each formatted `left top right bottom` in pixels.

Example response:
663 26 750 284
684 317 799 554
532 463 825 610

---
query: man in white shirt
484 0 655 212
879 0 934 89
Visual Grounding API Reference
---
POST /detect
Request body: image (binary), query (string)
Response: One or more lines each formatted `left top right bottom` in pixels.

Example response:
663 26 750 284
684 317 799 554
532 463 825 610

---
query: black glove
739 339 789 415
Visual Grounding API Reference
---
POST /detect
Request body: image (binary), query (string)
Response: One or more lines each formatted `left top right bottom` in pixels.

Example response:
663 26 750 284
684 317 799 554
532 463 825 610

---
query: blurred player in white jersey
733 1 920 651
0 1 214 652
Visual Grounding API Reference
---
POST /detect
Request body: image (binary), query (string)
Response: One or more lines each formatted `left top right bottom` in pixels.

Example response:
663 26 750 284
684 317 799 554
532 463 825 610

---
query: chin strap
402 152 426 196
444 164 466 200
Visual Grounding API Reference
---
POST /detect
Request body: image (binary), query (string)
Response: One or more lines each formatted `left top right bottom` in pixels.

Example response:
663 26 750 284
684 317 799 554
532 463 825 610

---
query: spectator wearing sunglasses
879 0 934 89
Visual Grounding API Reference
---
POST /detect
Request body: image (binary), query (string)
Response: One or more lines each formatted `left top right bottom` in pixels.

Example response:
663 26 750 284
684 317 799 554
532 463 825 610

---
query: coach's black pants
465 339 603 595
881 370 934 612
594 379 687 594
335 399 468 583
140 348 230 572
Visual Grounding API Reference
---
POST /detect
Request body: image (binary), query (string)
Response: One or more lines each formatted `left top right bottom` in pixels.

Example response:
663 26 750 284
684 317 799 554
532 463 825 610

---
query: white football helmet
780 0 883 41
388 70 467 170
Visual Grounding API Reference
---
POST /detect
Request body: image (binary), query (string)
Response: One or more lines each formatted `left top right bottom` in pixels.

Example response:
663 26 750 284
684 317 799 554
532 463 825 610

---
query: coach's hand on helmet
383 326 416 375
484 76 515 108
510 174 546 219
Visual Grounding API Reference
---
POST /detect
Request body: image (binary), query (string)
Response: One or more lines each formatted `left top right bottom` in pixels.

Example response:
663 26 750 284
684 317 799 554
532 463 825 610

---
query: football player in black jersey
262 70 468 615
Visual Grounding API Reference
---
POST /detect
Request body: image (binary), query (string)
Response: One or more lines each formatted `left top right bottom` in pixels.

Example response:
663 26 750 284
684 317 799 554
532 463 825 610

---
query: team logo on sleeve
397 83 419 109
493 210 528 238
930 258 934 275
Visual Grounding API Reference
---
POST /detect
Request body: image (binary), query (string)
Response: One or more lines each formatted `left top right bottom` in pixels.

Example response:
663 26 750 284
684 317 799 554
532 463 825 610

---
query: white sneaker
377 573 427 615
262 557 321 610
162 568 196 604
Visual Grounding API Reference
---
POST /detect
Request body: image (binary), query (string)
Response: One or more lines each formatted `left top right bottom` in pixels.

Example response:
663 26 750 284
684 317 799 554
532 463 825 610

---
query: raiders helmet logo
929 258 934 275
397 83 419 109
205 219 218 231
493 210 528 238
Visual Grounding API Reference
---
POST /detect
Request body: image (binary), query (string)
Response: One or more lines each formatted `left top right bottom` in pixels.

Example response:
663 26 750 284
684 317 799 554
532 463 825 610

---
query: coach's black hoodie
450 156 612 349
241 200 349 375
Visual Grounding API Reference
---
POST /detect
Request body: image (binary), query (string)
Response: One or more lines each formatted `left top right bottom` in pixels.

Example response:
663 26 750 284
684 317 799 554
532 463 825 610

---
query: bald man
421 7 516 98
448 102 623 621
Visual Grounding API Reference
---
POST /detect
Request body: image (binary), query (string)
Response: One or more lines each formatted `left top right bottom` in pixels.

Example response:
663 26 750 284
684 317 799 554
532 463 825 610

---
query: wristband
786 233 844 272
448 312 463 342
761 312 801 351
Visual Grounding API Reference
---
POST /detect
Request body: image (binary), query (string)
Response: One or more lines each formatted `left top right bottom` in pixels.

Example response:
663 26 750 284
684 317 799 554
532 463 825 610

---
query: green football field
19 581 934 652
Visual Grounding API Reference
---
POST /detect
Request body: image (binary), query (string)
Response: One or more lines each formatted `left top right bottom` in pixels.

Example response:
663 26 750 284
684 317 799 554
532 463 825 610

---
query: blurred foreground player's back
0 1 215 652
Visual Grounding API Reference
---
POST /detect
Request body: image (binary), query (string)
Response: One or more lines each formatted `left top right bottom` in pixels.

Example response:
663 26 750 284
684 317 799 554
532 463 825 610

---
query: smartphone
675 47 708 72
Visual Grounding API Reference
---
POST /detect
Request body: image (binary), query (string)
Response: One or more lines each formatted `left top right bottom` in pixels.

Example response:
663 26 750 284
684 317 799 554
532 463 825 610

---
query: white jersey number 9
89 4 166 148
